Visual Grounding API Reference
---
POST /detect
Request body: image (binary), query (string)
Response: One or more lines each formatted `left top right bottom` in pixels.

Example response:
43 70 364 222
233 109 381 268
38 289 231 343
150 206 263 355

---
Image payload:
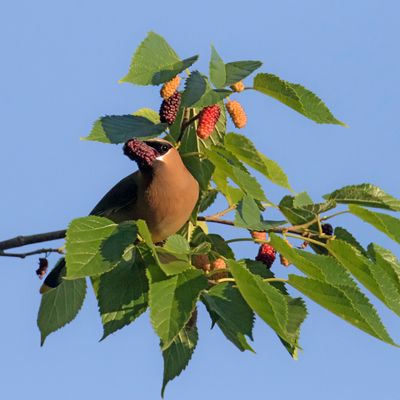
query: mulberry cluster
160 76 181 100
256 243 276 268
226 100 247 129
36 258 48 279
196 104 221 139
230 81 245 92
159 91 181 125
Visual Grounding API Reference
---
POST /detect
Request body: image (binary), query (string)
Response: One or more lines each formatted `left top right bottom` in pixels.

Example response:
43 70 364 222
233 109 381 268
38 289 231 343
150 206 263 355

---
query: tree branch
0 248 64 259
0 230 66 251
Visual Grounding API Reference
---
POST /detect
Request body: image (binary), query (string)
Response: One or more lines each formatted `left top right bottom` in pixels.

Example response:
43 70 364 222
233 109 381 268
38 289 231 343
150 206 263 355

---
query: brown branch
0 248 64 259
197 216 234 226
0 230 66 251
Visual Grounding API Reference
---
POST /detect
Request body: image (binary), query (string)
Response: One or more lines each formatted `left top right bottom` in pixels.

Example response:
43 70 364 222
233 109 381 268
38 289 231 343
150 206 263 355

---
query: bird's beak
123 139 159 168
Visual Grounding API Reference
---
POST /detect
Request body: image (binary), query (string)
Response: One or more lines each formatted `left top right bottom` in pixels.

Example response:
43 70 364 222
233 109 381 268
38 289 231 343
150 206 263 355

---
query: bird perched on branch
40 138 199 293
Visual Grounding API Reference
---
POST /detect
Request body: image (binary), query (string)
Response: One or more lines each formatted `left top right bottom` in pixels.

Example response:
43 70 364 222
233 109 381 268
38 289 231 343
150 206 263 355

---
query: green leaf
253 73 346 126
324 184 400 211
224 133 291 190
368 244 400 288
349 205 400 244
133 108 160 123
181 71 207 106
224 61 262 86
98 257 148 340
228 259 292 344
288 274 395 345
100 221 138 263
281 297 308 359
213 169 244 206
334 227 368 257
179 122 214 191
161 322 198 397
270 234 395 344
279 196 315 225
327 239 400 317
182 72 231 108
120 32 198 85
202 282 254 352
234 194 286 230
38 278 86 345
84 115 167 144
155 248 192 275
164 235 191 254
209 45 226 88
293 192 313 208
198 189 218 213
149 269 207 349
65 216 125 279
205 147 266 201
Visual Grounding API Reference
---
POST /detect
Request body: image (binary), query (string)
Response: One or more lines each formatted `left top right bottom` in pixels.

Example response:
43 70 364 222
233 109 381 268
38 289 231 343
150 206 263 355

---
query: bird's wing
90 172 139 217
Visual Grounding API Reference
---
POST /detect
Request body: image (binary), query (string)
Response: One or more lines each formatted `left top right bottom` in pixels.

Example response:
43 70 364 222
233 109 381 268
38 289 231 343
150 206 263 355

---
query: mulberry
230 81 245 92
196 104 221 139
36 258 48 279
210 258 227 280
256 243 276 268
226 100 247 129
160 76 181 100
192 254 211 272
159 91 181 125
322 223 333 236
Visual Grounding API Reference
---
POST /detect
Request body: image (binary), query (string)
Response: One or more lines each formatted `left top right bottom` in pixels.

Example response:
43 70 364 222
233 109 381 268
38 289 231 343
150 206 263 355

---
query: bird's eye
160 144 169 153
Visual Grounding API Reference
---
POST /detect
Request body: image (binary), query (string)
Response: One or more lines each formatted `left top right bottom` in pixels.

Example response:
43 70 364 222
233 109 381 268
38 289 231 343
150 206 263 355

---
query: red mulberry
256 243 276 268
196 104 221 139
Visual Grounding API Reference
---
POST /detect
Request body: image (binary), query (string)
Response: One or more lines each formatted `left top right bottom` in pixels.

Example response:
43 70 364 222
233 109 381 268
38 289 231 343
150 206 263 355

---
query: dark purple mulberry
322 223 333 236
159 91 181 125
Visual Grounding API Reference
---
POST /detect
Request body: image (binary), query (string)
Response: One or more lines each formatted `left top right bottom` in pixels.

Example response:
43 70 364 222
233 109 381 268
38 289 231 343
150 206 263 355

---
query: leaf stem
263 277 288 283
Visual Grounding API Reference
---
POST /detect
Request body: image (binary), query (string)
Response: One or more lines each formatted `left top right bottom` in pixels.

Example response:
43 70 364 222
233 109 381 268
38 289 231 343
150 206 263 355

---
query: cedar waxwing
40 138 199 293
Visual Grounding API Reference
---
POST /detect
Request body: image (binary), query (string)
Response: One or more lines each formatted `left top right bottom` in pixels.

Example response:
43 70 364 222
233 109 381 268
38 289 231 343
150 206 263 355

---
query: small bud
230 81 245 92
251 231 266 241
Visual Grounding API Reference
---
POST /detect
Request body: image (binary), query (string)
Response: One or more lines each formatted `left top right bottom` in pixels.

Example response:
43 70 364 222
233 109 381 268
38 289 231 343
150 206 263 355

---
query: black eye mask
145 141 173 156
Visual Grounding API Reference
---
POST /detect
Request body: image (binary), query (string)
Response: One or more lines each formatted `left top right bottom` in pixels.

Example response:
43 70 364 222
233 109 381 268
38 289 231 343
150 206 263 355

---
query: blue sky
1 0 400 399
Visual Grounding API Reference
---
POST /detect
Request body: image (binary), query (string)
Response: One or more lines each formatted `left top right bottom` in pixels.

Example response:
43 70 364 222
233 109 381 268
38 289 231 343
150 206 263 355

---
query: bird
40 138 199 293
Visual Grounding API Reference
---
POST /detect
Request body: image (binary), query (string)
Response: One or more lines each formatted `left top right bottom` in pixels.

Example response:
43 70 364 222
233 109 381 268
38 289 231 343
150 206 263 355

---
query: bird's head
123 138 177 171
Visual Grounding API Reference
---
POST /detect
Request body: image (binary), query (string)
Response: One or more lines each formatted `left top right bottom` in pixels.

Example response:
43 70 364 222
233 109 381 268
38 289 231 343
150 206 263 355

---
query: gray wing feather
90 172 139 217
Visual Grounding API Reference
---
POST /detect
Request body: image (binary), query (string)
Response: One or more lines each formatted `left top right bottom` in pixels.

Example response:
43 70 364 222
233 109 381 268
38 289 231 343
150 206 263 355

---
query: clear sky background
1 0 399 399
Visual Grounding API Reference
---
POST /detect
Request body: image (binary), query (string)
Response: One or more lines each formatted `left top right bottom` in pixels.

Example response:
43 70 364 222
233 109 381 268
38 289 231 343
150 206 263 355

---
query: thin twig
0 248 64 259
205 204 237 219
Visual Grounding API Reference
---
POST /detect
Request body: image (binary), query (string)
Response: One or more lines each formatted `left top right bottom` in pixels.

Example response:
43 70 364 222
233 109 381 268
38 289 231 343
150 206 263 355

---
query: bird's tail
39 257 66 294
